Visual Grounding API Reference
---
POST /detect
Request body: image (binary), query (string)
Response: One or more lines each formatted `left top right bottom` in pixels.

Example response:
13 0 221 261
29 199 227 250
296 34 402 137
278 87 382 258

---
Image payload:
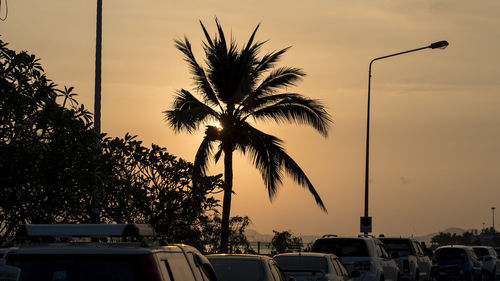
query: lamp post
492 207 496 230
94 0 102 136
361 40 449 235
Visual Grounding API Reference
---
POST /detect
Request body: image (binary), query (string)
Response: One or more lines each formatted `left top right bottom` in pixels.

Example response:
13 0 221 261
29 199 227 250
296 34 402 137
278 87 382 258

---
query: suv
311 235 400 281
274 252 359 281
379 237 432 281
472 246 499 279
0 224 217 281
434 245 483 281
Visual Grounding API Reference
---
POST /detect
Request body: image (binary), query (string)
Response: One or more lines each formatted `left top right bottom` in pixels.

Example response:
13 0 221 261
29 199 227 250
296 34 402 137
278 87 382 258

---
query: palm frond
279 152 327 212
244 23 261 53
247 93 331 137
241 124 326 212
174 37 220 107
215 17 228 55
253 47 291 78
199 20 214 48
163 89 219 133
214 145 223 163
193 127 218 176
254 67 305 96
238 67 305 115
243 125 284 198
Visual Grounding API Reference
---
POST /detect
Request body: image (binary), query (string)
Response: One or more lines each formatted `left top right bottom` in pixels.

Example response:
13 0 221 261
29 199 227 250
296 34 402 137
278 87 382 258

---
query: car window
209 258 264 281
312 239 369 257
7 254 147 281
275 256 328 273
473 248 489 257
436 248 467 260
380 239 413 257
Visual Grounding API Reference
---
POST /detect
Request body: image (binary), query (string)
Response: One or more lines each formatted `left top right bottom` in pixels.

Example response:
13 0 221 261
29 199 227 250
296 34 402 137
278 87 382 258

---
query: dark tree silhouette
271 230 303 254
0 39 244 250
164 18 331 252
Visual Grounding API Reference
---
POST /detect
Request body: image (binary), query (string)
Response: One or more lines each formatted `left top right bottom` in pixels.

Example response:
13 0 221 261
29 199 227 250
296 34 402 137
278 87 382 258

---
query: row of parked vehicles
1 224 499 281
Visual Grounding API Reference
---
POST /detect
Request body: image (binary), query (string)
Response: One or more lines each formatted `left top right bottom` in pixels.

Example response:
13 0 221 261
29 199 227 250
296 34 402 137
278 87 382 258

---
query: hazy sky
2 0 500 237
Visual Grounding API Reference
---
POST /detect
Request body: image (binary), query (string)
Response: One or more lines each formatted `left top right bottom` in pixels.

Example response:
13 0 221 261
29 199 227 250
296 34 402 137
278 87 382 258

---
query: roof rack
358 234 375 238
15 224 156 238
322 234 338 238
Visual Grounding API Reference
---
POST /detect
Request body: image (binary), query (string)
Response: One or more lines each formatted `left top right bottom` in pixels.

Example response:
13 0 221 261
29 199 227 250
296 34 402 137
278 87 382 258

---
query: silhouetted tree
201 215 253 254
0 39 99 239
99 134 224 249
164 18 331 252
271 230 303 254
0 39 251 250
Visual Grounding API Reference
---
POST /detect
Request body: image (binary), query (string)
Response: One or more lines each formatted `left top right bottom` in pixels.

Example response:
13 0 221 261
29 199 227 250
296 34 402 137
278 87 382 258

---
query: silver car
379 237 432 281
274 252 359 281
208 254 289 281
311 235 400 281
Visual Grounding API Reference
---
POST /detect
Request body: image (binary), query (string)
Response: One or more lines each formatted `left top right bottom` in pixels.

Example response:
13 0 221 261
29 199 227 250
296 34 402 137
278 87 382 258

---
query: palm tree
164 18 332 253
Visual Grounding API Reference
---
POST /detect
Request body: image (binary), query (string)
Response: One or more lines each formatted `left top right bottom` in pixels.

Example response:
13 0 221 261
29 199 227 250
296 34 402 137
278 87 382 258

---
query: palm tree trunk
220 147 233 253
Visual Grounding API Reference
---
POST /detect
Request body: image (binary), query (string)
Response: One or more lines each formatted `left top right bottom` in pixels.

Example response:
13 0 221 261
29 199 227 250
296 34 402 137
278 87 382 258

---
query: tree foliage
430 228 500 247
0 38 249 252
0 39 99 237
271 230 303 254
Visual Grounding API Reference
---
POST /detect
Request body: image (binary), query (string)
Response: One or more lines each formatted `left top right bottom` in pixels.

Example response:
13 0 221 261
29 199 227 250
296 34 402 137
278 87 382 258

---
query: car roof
207 254 271 261
316 236 377 241
3 243 191 255
472 246 493 249
378 237 416 241
274 252 338 258
436 245 473 250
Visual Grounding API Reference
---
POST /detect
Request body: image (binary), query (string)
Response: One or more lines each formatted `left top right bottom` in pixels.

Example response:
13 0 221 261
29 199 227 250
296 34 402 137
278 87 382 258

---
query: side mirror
351 270 361 278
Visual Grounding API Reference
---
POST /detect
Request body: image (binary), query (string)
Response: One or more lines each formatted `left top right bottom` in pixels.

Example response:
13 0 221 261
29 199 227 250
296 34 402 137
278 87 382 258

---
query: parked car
1 224 217 281
311 235 400 281
274 252 360 281
434 245 483 281
208 254 289 281
472 246 499 279
379 237 433 281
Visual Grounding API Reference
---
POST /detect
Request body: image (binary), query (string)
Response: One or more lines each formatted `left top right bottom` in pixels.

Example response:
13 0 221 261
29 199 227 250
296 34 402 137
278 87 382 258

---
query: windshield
274 256 328 273
311 239 369 257
7 254 146 281
380 239 413 257
209 258 264 281
473 248 489 257
436 248 467 261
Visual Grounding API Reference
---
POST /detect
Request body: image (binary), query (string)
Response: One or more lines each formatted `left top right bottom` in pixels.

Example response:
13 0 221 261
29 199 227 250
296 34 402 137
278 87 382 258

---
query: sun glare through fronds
215 121 223 130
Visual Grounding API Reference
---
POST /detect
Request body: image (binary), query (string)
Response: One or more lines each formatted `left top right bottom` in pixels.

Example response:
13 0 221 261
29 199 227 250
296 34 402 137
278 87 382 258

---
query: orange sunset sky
2 0 500 237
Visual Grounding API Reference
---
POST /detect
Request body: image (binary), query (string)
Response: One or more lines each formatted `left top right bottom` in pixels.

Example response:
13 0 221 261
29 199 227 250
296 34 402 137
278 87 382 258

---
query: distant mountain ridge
245 229 319 243
245 227 470 245
414 227 469 245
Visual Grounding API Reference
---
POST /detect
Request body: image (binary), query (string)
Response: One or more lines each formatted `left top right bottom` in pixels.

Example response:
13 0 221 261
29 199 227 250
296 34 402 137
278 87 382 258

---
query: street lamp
361 40 449 235
492 207 496 230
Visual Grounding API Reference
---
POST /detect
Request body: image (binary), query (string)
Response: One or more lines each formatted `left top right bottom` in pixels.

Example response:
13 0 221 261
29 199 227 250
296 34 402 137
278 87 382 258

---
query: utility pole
94 0 102 136
91 0 103 224
492 207 496 230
